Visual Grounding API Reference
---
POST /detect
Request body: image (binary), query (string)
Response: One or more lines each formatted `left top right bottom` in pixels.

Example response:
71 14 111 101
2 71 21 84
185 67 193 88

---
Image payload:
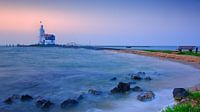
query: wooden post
196 47 198 53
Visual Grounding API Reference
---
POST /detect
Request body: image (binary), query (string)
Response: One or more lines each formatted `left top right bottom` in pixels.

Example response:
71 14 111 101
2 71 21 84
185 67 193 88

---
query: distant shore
108 49 200 69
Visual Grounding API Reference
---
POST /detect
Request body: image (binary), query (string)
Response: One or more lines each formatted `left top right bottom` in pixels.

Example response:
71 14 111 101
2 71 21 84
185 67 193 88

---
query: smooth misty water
0 47 200 112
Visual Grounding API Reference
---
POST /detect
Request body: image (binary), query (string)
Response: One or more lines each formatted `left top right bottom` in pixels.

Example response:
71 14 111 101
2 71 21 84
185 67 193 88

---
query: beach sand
108 49 200 69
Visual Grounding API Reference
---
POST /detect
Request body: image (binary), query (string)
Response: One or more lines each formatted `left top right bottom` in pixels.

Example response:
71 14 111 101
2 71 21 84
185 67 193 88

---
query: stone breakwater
109 49 200 66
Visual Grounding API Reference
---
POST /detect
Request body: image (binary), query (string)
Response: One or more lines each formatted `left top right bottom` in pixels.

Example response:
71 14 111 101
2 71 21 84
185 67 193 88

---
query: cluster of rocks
3 71 156 110
131 72 152 81
4 94 81 110
110 82 155 101
4 94 33 104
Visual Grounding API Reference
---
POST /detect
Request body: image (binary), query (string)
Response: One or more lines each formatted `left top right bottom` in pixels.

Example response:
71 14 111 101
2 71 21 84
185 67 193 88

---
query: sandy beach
109 49 200 68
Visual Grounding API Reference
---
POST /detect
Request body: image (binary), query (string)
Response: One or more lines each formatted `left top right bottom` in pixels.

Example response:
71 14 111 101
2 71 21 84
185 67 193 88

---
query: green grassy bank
144 50 200 57
163 92 200 112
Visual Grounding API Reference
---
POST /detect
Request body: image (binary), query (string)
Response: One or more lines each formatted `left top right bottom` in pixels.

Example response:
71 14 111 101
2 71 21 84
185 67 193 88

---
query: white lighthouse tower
39 21 45 44
38 21 56 45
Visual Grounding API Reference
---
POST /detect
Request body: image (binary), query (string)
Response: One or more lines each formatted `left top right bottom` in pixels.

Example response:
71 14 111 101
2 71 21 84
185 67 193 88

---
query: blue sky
0 0 199 45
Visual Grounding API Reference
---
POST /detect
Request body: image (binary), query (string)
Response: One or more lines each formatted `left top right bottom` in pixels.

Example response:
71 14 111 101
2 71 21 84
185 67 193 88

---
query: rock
137 91 155 101
20 94 33 101
131 86 143 92
189 84 200 92
111 82 130 93
135 72 146 76
4 97 13 104
88 89 102 95
110 77 117 81
36 99 53 109
131 75 142 80
60 99 79 109
77 94 84 101
173 88 189 101
144 76 152 80
11 94 20 99
4 94 20 104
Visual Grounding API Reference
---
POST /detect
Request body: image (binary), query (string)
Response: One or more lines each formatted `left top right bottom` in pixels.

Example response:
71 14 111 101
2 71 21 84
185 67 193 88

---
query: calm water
0 47 200 112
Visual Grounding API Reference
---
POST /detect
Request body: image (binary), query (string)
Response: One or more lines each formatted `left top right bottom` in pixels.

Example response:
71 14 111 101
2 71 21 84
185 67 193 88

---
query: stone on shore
188 84 200 92
36 99 53 109
173 88 189 101
60 99 79 109
4 97 13 104
131 72 152 81
20 94 33 101
132 75 142 80
137 91 155 101
110 77 117 81
111 82 130 93
77 94 84 101
144 76 152 80
88 89 102 95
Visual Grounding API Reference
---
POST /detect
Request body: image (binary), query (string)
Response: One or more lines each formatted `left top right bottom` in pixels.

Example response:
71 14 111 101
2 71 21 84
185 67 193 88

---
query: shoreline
107 49 200 69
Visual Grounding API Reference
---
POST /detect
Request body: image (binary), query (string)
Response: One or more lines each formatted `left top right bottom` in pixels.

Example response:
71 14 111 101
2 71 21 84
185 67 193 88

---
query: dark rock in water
36 99 53 109
4 97 13 104
111 82 130 93
131 86 143 92
173 88 189 101
137 91 155 101
61 99 79 109
88 89 102 95
131 75 142 80
20 94 33 101
128 81 136 85
11 94 20 99
144 76 152 80
77 94 84 101
110 77 117 81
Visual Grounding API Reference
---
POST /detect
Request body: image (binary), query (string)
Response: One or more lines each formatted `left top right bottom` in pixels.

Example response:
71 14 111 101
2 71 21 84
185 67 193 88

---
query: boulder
173 88 189 101
20 94 33 101
88 89 102 95
144 76 152 80
137 91 155 101
110 77 117 81
60 99 79 109
111 82 130 93
131 75 142 80
189 84 200 92
77 94 84 101
4 97 13 104
131 86 143 92
36 99 53 109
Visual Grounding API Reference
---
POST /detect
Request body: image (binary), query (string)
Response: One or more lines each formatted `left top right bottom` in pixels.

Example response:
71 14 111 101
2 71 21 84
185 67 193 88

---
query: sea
0 46 200 112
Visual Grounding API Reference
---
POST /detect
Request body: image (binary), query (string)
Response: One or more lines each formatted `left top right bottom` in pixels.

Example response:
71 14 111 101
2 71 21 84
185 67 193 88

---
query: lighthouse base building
39 22 56 45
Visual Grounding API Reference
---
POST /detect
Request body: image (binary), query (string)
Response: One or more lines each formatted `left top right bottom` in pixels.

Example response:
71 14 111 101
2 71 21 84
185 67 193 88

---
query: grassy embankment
163 91 200 112
144 50 200 57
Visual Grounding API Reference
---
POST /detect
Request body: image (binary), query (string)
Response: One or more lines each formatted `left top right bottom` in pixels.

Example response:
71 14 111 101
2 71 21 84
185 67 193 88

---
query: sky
0 0 200 46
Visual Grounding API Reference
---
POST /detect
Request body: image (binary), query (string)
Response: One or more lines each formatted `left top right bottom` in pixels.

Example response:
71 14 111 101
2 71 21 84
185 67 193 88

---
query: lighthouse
39 21 45 44
39 21 56 45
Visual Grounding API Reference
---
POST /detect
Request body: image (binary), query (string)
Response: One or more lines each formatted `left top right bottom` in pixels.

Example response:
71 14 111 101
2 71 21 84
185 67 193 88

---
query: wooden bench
178 46 198 53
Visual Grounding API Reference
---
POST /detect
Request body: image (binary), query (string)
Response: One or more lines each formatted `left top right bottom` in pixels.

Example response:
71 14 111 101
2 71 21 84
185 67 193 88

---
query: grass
163 92 200 112
164 103 200 112
178 51 200 57
144 50 200 57
144 50 174 53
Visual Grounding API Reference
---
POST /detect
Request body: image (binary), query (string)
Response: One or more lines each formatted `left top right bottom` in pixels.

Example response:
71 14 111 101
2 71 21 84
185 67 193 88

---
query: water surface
0 47 199 112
